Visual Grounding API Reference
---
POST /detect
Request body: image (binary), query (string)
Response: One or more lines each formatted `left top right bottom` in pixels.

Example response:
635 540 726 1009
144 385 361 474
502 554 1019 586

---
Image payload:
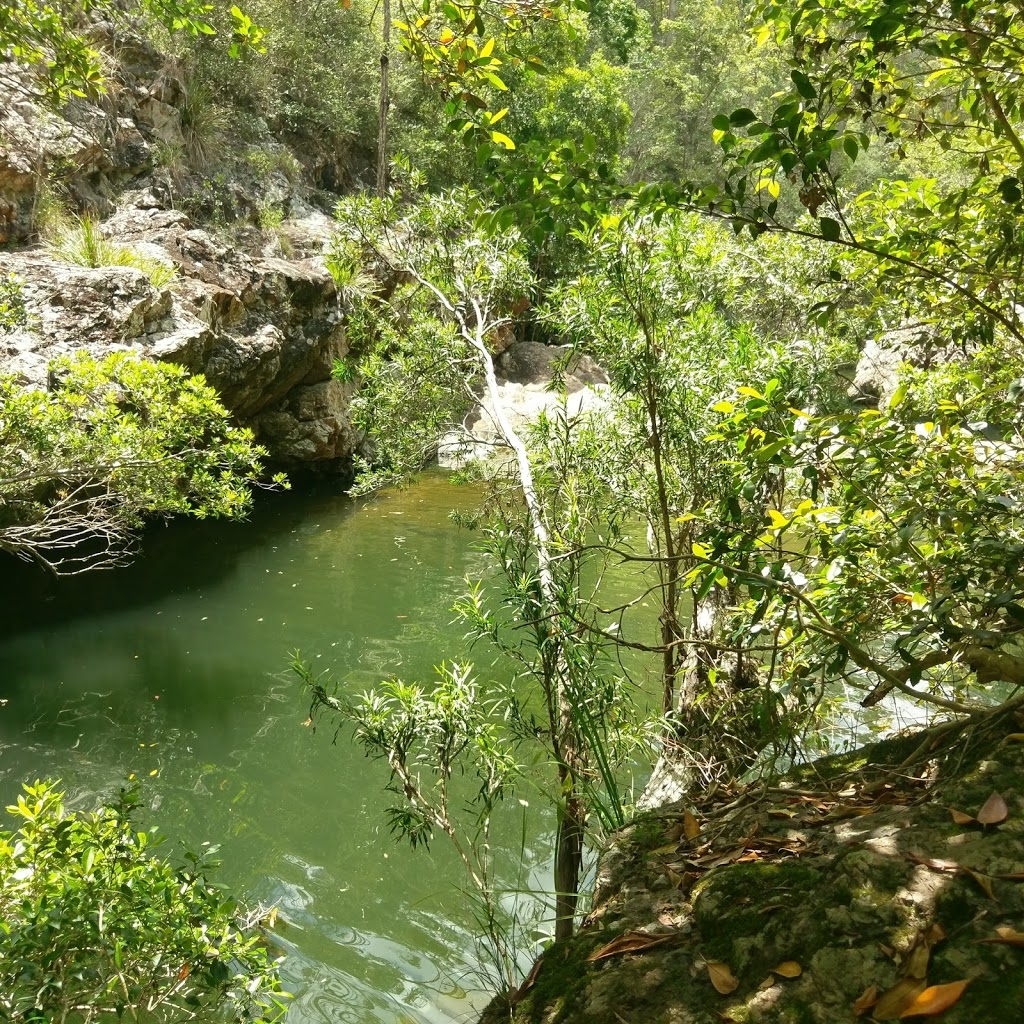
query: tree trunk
376 0 391 197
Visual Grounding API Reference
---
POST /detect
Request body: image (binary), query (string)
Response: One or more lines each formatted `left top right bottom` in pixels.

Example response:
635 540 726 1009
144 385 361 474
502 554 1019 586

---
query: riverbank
483 719 1024 1024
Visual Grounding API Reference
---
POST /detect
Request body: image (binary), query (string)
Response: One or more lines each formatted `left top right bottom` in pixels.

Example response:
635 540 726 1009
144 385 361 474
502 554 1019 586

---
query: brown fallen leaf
978 924 1024 946
949 807 976 826
977 791 1009 826
707 961 740 995
963 867 996 900
1006 732 1024 742
997 872 1024 880
873 977 927 1020
898 979 970 1018
683 809 701 841
508 956 544 1005
587 930 677 962
651 842 680 856
757 975 775 991
772 961 802 978
665 867 688 889
852 984 878 1016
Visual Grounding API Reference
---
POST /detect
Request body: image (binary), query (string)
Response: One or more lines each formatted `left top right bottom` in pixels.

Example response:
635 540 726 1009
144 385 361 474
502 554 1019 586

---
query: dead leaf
898 979 970 1018
910 853 960 874
997 872 1024 880
301 717 313 727
977 791 1009 826
963 867 996 900
852 984 878 1016
177 963 191 981
758 975 775 991
768 807 798 819
1005 733 1024 742
978 924 1024 946
904 941 931 981
949 807 976 826
683 809 701 841
665 868 688 889
772 961 802 978
587 931 676 962
651 842 680 856
708 958 741 991
707 961 740 995
873 978 927 1019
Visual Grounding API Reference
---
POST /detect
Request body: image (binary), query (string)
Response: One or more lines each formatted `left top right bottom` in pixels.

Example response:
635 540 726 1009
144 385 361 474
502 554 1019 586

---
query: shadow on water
0 481 359 639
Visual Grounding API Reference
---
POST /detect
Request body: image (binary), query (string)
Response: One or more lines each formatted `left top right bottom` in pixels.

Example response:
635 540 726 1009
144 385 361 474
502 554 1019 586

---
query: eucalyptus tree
305 185 639 947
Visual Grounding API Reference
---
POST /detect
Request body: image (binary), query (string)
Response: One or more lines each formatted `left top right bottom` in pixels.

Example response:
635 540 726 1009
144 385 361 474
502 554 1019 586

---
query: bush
0 351 281 573
0 273 29 332
0 780 287 1023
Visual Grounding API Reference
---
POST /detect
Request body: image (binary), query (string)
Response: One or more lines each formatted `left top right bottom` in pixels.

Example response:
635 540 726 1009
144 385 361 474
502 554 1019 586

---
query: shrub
0 780 287 1023
0 273 29 332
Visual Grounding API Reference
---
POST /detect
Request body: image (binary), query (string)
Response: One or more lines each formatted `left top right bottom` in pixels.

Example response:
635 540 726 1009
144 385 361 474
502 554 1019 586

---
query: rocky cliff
0 28 358 472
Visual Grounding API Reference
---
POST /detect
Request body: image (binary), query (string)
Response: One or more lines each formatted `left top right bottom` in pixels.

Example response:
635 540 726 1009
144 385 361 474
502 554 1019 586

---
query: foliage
0 780 287 1023
545 210 849 717
45 218 177 289
0 351 280 573
622 0 787 184
298 657 527 990
0 1 262 101
327 185 532 491
691 360 1024 729
0 273 30 333
707 0 1024 348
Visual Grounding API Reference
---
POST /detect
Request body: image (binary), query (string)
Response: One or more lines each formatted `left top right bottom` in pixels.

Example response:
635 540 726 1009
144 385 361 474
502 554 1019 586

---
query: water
0 473 557 1024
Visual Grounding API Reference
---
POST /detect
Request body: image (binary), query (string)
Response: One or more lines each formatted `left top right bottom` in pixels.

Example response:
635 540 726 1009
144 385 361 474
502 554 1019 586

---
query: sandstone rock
438 341 611 471
0 195 353 470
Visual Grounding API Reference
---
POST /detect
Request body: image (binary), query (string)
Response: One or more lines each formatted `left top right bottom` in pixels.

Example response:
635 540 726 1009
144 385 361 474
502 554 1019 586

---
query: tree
0 0 263 101
0 351 279 574
0 780 287 1023
689 359 1024 737
706 0 1024 348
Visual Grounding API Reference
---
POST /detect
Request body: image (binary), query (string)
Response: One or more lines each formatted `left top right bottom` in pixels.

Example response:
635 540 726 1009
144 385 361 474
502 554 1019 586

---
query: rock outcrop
437 341 611 470
0 194 356 470
482 723 1024 1024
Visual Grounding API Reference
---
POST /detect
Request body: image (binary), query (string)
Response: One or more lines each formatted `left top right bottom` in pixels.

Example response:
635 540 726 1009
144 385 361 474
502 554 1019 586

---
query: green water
0 474 558 1024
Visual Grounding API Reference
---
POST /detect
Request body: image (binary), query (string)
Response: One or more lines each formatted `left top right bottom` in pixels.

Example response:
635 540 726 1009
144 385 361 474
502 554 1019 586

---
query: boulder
437 341 611 471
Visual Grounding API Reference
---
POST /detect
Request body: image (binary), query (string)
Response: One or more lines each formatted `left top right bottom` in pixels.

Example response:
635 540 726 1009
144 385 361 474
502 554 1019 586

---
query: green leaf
818 217 841 241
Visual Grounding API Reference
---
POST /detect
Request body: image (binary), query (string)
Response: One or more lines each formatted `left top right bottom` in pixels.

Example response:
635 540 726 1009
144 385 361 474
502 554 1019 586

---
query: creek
0 473 560 1024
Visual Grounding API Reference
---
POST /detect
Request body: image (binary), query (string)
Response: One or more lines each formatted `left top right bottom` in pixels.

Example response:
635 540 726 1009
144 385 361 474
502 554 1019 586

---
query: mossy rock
482 727 1024 1024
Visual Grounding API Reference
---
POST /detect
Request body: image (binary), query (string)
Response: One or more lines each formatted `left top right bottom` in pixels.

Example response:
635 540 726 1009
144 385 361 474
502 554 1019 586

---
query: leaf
949 808 976 826
873 978 927 1019
587 931 676 961
898 979 970 1018
963 867 996 900
976 792 1008 826
772 961 802 978
853 984 878 1015
819 216 842 241
683 810 701 841
978 924 1024 946
758 975 775 991
707 961 740 994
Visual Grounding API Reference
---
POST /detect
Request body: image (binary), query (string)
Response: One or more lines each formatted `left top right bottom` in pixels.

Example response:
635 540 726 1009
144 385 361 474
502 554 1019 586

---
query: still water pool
0 473 558 1024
